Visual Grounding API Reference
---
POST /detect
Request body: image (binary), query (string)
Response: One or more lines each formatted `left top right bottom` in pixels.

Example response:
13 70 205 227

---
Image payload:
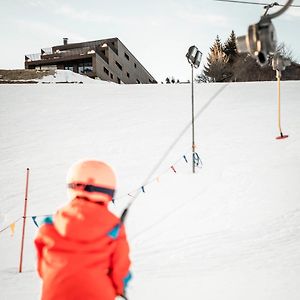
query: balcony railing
25 47 98 62
25 53 42 61
25 43 112 65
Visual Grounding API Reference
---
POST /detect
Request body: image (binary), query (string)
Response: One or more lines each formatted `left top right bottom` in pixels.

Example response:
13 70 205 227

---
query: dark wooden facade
25 38 156 84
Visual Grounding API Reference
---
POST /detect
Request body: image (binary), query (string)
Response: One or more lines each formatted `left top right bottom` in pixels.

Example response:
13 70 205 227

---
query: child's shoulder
37 215 54 232
41 215 54 225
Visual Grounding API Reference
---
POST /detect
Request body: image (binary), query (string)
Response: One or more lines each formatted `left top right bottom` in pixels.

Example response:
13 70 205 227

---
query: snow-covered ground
37 70 106 84
0 81 299 299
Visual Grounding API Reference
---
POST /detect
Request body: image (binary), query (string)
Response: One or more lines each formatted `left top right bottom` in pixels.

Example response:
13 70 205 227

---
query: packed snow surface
0 81 300 299
37 69 106 83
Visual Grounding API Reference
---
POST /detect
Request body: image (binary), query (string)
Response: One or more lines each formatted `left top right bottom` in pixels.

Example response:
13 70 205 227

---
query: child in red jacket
35 160 131 300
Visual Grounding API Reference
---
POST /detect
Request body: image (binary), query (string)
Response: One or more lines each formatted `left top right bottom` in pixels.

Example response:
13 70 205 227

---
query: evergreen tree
223 30 238 63
203 36 229 82
212 35 223 53
200 31 299 83
223 31 238 81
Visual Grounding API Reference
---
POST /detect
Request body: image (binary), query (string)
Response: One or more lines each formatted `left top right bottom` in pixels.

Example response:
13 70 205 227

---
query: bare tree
276 42 295 62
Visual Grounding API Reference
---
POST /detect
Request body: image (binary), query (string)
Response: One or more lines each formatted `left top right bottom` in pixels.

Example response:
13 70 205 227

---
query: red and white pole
19 168 30 273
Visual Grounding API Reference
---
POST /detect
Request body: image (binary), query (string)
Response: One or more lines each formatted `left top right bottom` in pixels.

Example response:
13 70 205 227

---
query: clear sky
0 0 299 82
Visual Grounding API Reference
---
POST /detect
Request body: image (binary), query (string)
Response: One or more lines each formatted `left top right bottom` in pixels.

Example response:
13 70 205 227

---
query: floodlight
194 51 202 68
186 46 202 68
186 46 198 65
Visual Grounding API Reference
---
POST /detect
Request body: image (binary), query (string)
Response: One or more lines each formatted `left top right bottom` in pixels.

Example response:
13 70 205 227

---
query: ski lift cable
122 0 296 223
120 83 229 223
267 0 296 19
0 217 22 234
214 0 300 8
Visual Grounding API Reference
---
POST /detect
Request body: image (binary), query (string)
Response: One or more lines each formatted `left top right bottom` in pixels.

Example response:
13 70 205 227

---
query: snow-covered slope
0 81 299 299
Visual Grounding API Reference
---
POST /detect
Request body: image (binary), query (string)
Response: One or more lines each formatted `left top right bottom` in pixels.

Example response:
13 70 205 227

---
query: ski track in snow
133 209 300 274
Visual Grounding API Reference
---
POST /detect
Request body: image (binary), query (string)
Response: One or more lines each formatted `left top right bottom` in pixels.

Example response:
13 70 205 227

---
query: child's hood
53 198 120 241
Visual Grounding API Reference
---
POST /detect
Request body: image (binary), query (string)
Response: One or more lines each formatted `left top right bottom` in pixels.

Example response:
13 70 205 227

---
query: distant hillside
233 60 300 82
0 69 103 84
282 62 300 80
0 69 55 83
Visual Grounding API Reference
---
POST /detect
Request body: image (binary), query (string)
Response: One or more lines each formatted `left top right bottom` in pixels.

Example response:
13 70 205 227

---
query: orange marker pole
19 168 30 273
276 70 288 140
277 71 282 134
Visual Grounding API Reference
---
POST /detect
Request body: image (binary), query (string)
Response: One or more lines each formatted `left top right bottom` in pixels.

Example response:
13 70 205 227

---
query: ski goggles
68 182 115 198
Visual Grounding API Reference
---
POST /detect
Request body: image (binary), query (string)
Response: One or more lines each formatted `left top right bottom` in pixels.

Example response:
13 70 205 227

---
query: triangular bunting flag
32 216 39 228
10 223 16 237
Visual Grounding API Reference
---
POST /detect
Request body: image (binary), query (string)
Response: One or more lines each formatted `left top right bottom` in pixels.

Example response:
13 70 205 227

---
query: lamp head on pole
186 45 202 68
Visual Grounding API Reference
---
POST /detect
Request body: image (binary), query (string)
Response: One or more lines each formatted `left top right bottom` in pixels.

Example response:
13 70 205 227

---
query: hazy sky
0 0 299 82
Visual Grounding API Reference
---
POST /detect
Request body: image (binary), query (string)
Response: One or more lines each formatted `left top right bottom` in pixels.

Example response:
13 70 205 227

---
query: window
115 61 123 71
85 66 93 72
103 67 109 75
64 65 74 72
126 72 130 78
78 64 84 74
65 66 74 72
117 77 121 84
78 61 93 74
134 63 137 68
40 65 57 70
124 52 129 60
136 79 141 84
110 73 113 79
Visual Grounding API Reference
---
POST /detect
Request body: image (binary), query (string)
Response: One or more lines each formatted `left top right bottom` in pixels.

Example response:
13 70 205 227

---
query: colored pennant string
32 216 39 228
1 150 203 230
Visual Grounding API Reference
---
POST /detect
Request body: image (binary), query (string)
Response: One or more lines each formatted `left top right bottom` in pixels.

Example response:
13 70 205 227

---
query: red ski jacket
34 198 131 300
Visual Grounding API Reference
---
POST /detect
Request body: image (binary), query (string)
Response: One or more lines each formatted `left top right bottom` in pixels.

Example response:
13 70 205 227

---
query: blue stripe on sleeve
123 271 132 288
108 224 120 239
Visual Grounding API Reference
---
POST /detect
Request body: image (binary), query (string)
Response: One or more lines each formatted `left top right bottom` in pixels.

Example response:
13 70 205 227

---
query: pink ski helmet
67 160 116 203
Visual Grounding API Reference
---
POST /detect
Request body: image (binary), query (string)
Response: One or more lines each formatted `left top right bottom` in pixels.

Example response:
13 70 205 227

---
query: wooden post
19 168 30 273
